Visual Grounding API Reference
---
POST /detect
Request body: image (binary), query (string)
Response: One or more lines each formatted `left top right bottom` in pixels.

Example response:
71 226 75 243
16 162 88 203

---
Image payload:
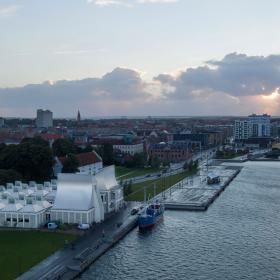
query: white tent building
50 173 105 224
50 166 123 224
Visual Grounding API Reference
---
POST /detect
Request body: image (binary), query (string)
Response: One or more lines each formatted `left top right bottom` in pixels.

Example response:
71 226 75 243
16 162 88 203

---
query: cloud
1 53 280 117
155 53 280 99
0 68 154 117
0 5 20 18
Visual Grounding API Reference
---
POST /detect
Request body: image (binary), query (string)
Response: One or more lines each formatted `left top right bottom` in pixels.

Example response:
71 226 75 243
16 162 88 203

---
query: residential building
234 120 250 140
248 114 271 137
92 134 144 155
148 142 192 163
54 151 103 176
234 114 271 141
36 109 53 128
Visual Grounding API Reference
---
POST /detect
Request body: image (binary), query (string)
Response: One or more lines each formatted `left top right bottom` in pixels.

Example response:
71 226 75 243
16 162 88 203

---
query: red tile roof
59 151 102 167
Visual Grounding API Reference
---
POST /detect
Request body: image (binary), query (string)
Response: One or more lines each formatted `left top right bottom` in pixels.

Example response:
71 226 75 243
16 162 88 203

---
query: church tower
77 109 81 123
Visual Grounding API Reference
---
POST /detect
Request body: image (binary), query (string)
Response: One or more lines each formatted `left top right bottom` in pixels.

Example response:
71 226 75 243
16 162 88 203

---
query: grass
115 166 161 180
126 169 197 201
0 230 77 280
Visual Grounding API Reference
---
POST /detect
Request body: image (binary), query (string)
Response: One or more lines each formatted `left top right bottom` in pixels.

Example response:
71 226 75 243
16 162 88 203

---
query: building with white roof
0 165 123 228
50 173 104 224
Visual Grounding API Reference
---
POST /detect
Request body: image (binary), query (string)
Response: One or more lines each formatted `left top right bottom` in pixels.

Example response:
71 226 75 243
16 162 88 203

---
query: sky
1 0 280 117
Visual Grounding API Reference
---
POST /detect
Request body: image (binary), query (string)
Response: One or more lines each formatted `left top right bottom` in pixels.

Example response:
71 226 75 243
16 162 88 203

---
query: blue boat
138 201 164 229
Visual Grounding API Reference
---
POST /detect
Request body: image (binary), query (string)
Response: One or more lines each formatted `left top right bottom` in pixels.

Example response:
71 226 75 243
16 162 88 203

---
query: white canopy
95 165 118 191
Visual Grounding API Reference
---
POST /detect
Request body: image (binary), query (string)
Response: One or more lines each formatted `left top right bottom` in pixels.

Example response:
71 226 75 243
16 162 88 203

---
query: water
80 162 280 280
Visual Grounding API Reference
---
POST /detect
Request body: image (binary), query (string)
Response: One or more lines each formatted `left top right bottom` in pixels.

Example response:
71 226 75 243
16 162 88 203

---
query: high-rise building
234 120 250 140
234 114 271 140
248 114 271 137
36 109 53 128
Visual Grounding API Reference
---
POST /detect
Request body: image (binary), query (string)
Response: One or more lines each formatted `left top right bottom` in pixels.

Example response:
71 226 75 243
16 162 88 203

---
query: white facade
95 166 124 214
234 120 250 140
234 114 271 140
113 143 143 155
0 166 124 228
36 109 53 128
51 173 104 224
0 184 53 229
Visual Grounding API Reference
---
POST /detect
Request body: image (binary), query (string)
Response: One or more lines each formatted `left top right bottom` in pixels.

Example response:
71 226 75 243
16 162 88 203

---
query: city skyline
1 0 280 117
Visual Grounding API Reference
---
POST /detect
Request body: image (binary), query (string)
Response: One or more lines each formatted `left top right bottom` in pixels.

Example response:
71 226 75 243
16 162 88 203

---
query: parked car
131 207 139 215
47 222 58 230
78 223 90 230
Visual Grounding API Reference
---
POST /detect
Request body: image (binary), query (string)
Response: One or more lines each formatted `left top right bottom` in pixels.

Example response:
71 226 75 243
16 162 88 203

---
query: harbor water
80 162 280 280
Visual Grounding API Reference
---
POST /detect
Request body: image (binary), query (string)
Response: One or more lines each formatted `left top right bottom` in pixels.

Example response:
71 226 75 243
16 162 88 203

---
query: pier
160 165 241 211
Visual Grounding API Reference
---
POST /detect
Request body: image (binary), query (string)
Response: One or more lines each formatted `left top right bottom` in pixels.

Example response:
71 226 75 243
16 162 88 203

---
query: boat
138 201 164 229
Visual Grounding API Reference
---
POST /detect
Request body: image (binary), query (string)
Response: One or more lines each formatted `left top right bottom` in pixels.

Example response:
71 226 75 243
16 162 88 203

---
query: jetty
160 165 241 211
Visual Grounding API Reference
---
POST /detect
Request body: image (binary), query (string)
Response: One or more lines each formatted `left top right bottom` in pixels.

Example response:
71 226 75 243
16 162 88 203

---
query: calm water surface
81 162 280 280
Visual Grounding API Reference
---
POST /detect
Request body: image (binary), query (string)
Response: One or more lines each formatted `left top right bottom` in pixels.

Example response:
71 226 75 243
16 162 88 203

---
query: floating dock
161 166 241 211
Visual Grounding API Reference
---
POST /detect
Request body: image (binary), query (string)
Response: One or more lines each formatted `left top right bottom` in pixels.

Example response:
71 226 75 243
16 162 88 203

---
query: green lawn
126 169 196 201
0 230 77 280
115 166 161 180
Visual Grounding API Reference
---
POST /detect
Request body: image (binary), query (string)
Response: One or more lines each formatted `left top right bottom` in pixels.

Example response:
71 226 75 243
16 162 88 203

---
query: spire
77 109 81 122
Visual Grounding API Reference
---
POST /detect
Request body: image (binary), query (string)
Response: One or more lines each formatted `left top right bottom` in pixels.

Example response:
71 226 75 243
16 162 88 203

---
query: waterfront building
50 173 104 224
95 165 124 214
51 166 123 223
36 109 53 128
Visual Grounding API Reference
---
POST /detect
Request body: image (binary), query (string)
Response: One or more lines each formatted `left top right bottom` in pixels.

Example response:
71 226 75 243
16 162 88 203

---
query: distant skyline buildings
36 109 53 128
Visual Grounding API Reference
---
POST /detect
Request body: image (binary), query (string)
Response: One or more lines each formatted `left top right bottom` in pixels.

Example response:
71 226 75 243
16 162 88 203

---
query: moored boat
138 201 164 229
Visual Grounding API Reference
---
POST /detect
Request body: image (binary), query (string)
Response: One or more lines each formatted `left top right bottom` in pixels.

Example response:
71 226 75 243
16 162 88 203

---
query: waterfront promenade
159 165 241 211
17 203 138 280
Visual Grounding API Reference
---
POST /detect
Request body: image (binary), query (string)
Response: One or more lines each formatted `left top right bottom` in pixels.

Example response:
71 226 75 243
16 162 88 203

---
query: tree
21 136 49 147
0 169 22 185
133 153 146 168
52 138 77 157
62 154 79 173
14 142 54 181
183 161 189 170
0 141 54 181
100 143 114 166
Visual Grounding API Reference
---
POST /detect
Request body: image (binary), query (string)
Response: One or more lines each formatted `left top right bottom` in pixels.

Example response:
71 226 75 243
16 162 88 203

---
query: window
12 218 17 222
6 218 11 222
24 218 29 223
18 218 23 222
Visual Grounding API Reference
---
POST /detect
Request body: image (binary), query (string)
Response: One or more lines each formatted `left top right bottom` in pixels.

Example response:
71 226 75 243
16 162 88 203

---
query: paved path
17 202 138 280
